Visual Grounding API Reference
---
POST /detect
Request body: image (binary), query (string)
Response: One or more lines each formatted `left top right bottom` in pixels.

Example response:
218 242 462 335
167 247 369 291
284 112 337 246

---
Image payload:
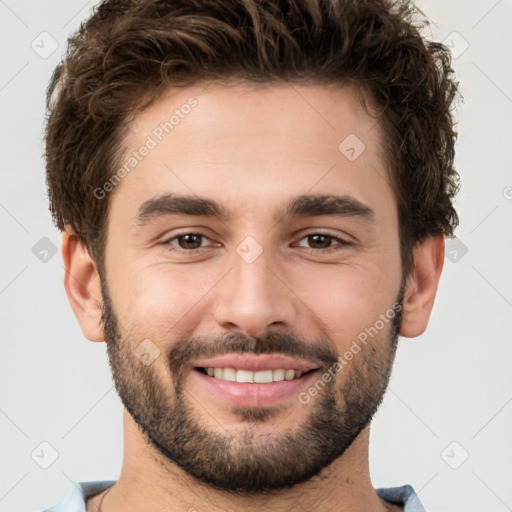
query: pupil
309 234 331 249
179 234 201 249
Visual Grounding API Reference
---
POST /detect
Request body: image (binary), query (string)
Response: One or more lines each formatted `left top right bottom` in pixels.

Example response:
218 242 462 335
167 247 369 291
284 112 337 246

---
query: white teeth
236 369 254 383
222 367 236 381
285 369 296 380
204 367 305 383
254 370 273 383
273 369 285 382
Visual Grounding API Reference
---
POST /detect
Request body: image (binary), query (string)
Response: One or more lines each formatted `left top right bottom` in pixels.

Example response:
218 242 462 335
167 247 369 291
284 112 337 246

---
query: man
42 0 460 510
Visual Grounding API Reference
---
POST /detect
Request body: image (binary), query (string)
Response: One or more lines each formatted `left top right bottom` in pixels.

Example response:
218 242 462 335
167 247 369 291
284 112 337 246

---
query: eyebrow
136 193 375 225
137 194 231 223
278 194 375 224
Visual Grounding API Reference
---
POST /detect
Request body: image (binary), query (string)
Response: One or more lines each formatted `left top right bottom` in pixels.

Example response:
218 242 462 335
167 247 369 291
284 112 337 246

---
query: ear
400 235 445 338
62 226 105 342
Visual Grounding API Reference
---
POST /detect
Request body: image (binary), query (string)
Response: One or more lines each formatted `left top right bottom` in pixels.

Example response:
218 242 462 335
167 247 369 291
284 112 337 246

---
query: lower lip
191 369 319 408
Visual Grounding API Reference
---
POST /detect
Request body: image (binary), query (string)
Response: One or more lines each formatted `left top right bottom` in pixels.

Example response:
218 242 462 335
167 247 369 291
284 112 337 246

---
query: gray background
1 1 511 511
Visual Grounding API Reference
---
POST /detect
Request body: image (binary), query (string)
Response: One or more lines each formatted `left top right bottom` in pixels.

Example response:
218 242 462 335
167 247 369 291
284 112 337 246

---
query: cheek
291 258 400 345
112 264 223 335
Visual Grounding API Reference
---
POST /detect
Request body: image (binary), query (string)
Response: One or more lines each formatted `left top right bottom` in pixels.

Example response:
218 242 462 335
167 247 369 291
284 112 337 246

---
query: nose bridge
212 241 297 336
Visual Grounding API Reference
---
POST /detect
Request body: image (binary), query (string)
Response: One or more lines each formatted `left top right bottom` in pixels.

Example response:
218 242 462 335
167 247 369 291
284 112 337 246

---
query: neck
89 409 398 512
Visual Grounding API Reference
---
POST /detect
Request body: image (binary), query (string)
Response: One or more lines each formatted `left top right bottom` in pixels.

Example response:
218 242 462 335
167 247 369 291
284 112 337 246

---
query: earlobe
399 235 445 338
62 226 105 342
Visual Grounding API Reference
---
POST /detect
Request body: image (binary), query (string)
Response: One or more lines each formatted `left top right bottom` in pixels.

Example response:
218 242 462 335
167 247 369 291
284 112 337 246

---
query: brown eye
306 234 334 249
295 233 351 252
176 234 204 249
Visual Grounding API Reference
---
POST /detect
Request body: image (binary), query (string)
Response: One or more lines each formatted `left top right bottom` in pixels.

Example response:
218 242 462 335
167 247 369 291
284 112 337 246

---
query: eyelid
295 230 352 244
163 230 217 249
162 229 352 253
292 232 353 255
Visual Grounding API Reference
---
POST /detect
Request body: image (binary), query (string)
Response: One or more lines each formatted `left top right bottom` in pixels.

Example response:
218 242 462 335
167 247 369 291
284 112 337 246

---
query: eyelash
163 231 351 254
295 233 352 253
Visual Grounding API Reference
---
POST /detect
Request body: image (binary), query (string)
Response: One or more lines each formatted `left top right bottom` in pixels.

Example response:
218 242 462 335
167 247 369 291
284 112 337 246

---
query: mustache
168 330 339 374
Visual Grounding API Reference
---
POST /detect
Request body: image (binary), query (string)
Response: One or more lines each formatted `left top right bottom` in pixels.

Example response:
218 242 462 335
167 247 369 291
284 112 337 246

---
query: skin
62 82 444 512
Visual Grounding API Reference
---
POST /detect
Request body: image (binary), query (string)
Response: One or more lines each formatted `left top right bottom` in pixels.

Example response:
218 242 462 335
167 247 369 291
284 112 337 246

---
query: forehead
112 81 394 223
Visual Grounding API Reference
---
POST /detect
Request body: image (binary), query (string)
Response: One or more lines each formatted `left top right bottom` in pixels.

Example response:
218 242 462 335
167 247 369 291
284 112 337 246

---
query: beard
100 278 404 495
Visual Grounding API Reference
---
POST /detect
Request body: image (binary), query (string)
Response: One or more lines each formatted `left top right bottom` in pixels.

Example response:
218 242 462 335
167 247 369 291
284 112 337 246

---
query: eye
295 233 351 252
165 233 212 250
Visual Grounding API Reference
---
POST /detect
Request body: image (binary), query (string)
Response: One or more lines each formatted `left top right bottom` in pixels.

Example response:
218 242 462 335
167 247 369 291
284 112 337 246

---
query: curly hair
45 0 460 278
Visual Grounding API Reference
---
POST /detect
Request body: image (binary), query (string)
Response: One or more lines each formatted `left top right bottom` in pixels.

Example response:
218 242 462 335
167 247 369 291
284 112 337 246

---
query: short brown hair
45 0 460 277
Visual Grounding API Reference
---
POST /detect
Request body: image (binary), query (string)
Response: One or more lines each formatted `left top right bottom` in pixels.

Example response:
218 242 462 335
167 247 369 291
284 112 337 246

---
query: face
100 82 404 493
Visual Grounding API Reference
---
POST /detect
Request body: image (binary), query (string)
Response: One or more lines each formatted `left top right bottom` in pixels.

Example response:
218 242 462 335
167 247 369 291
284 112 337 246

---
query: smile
190 355 321 407
197 367 308 383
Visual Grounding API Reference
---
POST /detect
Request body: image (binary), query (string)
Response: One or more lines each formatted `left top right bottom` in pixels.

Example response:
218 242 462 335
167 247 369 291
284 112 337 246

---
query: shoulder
39 480 117 512
376 484 427 512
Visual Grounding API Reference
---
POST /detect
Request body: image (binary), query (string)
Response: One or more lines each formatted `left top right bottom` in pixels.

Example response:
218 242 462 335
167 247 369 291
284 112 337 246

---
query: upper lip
192 354 319 372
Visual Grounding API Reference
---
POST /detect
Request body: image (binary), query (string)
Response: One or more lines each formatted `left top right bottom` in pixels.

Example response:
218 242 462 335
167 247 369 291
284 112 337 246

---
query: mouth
195 366 313 383
190 354 321 408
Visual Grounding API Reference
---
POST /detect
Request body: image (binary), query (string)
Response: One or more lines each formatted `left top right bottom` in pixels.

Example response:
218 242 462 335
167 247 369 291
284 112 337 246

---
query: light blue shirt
40 480 427 511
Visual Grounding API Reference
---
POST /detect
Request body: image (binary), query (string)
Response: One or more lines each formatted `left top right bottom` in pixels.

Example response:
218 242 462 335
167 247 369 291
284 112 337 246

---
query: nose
212 248 299 337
